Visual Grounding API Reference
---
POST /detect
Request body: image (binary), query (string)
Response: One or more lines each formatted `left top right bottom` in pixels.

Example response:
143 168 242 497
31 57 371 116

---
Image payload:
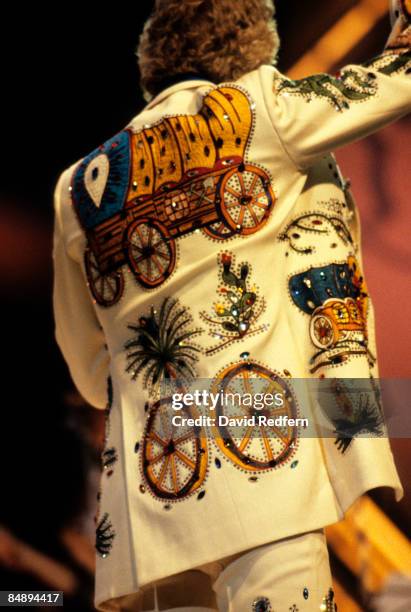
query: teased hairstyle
137 0 279 101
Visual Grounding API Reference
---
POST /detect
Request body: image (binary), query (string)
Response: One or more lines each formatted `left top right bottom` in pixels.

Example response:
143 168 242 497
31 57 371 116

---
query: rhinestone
68 185 73 192
134 442 140 453
303 587 309 599
252 596 272 612
283 369 291 377
236 224 242 230
139 485 146 493
132 181 138 190
291 460 299 469
197 490 206 500
223 113 229 120
164 504 172 510
171 201 177 208
250 102 256 110
239 322 248 332
249 476 258 482
215 458 222 468
240 351 250 359
232 309 239 316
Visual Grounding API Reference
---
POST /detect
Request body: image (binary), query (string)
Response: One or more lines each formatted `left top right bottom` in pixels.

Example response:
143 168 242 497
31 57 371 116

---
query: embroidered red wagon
71 86 275 307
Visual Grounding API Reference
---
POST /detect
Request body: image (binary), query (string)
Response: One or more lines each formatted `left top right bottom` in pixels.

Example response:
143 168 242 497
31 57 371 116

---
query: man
52 0 411 610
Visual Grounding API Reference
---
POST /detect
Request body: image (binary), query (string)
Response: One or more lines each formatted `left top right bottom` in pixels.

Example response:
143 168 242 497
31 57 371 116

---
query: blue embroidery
289 262 360 314
72 130 131 230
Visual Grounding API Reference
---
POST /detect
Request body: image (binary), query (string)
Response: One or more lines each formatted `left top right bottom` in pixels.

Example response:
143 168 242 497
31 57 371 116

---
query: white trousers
101 530 336 611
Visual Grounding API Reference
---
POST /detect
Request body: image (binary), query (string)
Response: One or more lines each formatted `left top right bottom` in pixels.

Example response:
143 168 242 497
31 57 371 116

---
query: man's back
52 19 411 610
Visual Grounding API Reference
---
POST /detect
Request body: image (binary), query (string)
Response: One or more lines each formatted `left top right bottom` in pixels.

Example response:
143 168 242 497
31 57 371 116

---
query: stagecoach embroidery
289 256 372 373
200 252 268 355
209 360 299 472
71 85 276 307
124 297 203 398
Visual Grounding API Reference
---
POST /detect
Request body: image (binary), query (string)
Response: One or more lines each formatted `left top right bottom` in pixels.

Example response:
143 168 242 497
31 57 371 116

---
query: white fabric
99 530 333 611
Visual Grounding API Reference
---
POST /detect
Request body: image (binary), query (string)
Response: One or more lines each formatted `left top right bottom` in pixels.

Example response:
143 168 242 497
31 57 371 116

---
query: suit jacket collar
145 77 215 110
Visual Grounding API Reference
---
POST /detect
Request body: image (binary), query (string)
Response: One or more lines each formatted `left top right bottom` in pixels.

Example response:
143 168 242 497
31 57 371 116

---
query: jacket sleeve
266 19 411 169
52 165 110 410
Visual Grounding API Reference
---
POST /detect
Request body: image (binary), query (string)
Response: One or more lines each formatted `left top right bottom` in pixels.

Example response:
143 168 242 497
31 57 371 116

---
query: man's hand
387 0 411 50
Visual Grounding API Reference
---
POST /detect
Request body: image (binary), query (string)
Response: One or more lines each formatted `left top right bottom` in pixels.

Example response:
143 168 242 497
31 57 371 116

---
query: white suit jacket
53 35 411 609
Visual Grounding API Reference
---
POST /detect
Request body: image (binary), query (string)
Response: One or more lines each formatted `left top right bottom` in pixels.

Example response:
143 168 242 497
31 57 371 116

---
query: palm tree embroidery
125 297 203 396
95 513 115 557
330 380 384 453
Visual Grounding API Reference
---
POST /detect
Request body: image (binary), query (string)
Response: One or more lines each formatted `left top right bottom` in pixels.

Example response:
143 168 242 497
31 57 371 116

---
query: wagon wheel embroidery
85 247 125 307
200 252 268 355
310 312 335 348
210 361 298 471
217 164 275 235
202 220 236 241
141 398 208 501
125 218 176 289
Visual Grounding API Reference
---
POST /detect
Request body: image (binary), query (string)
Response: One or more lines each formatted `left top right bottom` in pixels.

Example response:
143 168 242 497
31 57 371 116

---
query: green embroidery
200 252 267 355
276 70 377 111
319 379 384 454
276 50 411 111
364 49 411 75
125 297 202 396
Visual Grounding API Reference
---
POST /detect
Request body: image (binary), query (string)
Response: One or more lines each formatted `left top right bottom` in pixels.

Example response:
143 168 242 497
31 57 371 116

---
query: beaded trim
200 252 268 355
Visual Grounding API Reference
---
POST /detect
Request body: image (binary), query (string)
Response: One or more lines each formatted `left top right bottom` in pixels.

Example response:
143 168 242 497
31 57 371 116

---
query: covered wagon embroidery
71 85 275 307
289 256 372 373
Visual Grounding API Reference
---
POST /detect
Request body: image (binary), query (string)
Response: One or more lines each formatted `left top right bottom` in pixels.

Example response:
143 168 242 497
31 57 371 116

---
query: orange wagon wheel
310 313 335 349
218 164 275 235
84 248 124 308
211 361 297 472
125 218 176 289
202 222 235 241
141 399 208 500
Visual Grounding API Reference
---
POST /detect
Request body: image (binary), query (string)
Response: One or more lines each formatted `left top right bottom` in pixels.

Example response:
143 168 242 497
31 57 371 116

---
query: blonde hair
137 0 279 101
